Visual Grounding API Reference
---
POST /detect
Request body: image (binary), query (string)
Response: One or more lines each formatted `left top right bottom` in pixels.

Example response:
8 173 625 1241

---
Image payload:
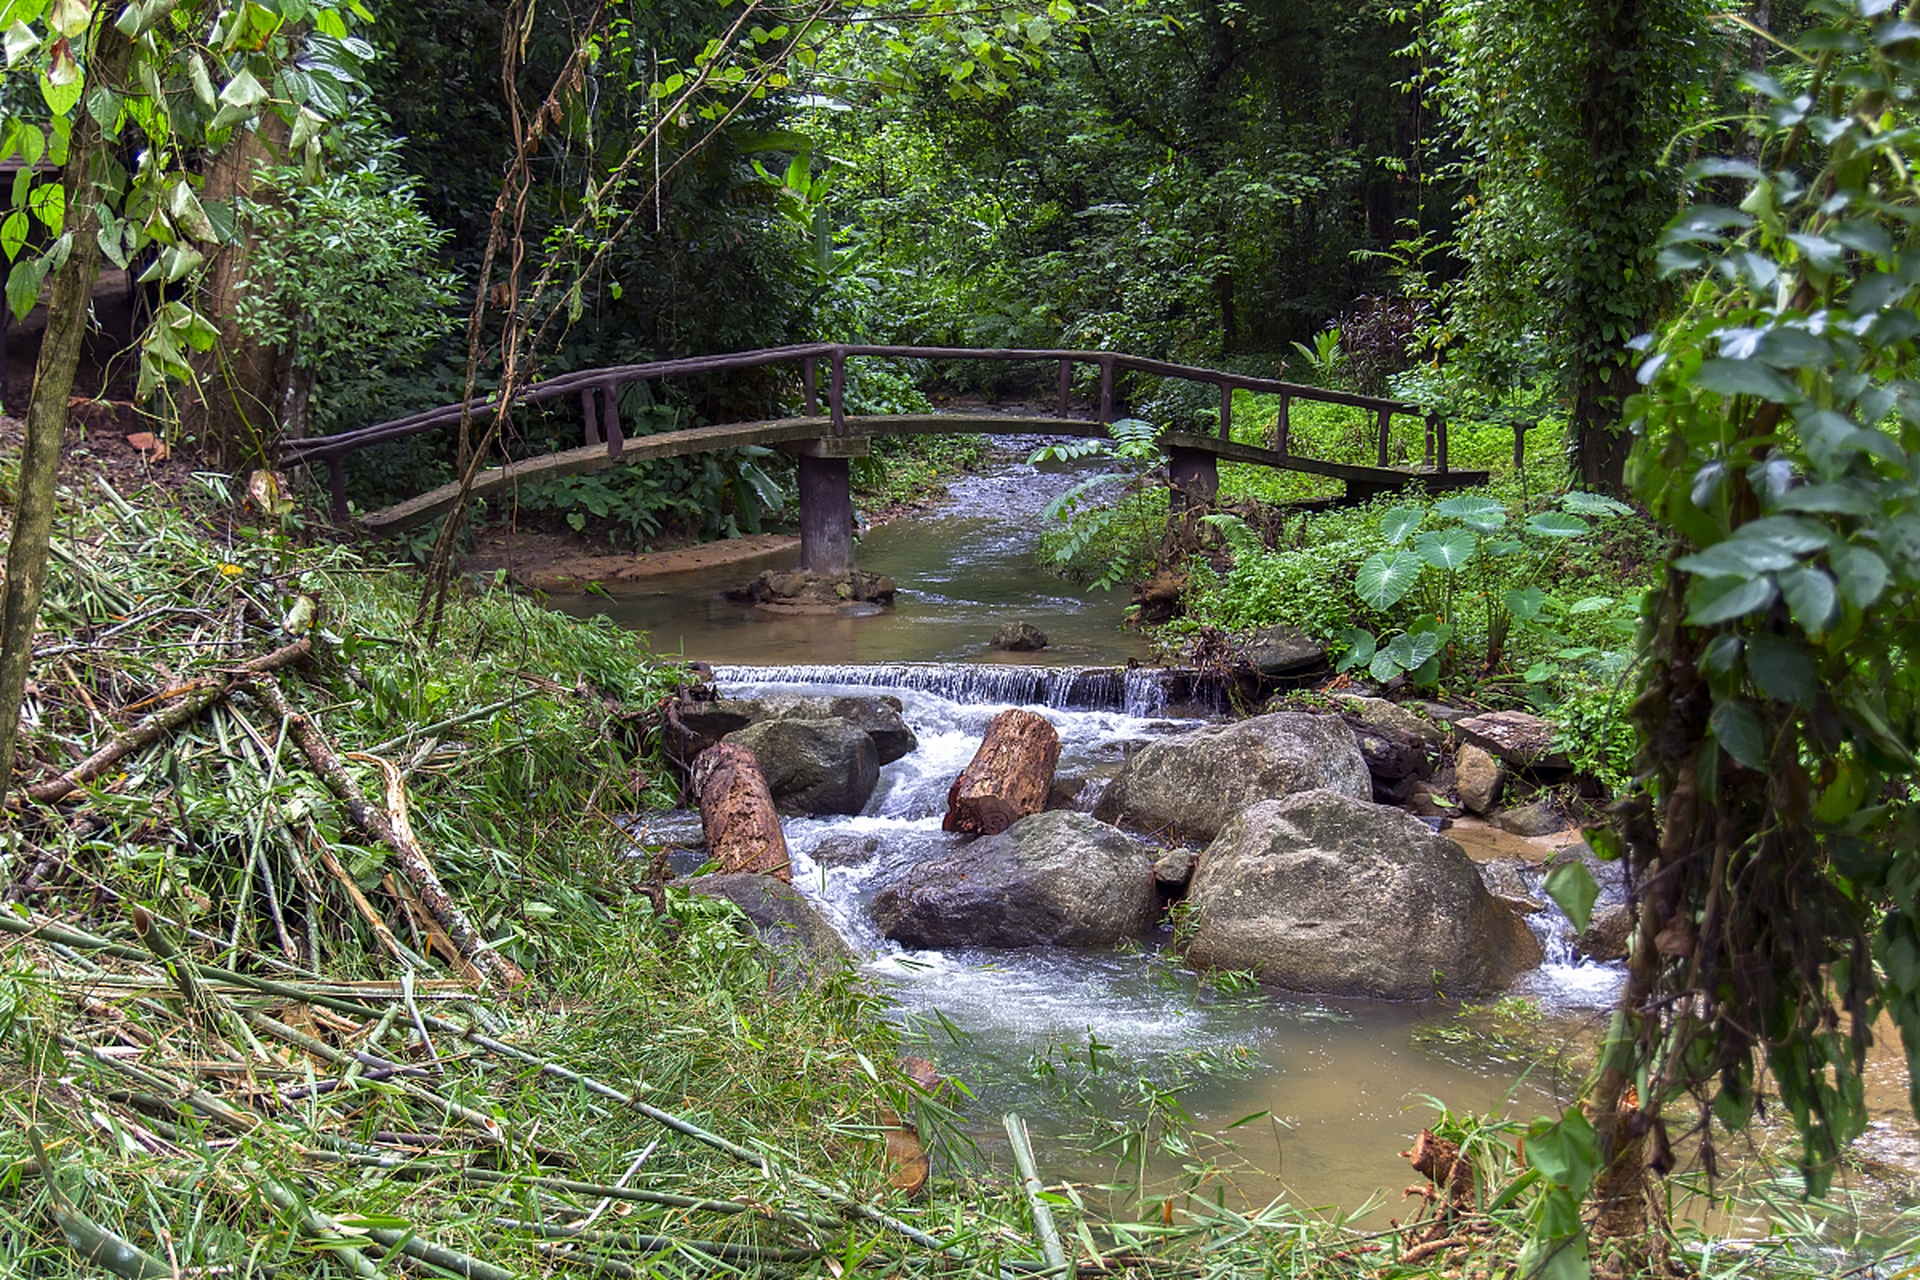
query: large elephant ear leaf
1415 527 1477 571
1434 494 1507 533
1379 505 1426 545
1356 550 1423 610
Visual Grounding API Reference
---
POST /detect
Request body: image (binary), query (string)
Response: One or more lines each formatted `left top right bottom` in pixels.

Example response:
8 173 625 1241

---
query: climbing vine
1526 0 1920 1272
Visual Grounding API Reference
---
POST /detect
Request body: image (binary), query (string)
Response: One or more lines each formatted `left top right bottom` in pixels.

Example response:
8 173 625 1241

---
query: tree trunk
691 743 791 880
942 709 1061 835
0 21 133 818
1571 354 1637 493
182 116 290 471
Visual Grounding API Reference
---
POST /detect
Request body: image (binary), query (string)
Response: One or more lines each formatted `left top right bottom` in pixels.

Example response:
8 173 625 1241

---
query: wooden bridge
283 343 1487 576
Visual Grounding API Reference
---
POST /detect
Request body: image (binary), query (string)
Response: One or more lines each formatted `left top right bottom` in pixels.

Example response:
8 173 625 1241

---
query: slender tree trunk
0 22 133 818
183 116 290 470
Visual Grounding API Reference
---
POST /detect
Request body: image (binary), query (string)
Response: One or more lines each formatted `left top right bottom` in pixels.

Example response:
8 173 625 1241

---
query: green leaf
4 255 44 319
39 66 82 116
1831 544 1889 608
1544 860 1599 932
1433 493 1506 532
1560 491 1633 517
1778 565 1837 634
1334 627 1376 673
1505 585 1547 621
1777 483 1878 515
1415 527 1476 571
0 209 25 262
1675 536 1798 577
1355 550 1422 610
3 20 39 66
1692 357 1799 401
1710 700 1768 770
1687 574 1777 625
1524 512 1589 538
1745 634 1817 706
27 180 62 235
1378 505 1424 545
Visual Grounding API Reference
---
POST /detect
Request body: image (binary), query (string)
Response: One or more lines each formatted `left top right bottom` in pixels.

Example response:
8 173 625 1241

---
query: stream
562 442 1641 1216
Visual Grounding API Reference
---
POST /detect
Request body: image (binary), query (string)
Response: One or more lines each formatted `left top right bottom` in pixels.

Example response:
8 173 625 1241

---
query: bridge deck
363 414 1485 533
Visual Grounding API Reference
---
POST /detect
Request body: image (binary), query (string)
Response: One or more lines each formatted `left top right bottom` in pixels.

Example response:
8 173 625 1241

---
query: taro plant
1338 489 1635 685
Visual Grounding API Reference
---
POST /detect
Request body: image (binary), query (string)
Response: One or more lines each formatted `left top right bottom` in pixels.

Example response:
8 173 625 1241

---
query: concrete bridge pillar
1167 446 1219 511
789 437 868 576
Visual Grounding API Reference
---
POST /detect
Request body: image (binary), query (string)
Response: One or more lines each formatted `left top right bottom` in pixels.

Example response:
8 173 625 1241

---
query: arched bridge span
283 344 1490 575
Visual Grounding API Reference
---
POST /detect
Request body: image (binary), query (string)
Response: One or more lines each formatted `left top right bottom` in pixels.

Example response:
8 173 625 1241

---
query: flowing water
574 443 1635 1214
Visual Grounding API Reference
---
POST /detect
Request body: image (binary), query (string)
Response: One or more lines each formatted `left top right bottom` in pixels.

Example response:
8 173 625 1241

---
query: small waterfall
712 662 1215 717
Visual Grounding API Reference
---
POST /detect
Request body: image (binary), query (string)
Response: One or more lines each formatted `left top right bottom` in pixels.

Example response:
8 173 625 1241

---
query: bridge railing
282 343 1448 520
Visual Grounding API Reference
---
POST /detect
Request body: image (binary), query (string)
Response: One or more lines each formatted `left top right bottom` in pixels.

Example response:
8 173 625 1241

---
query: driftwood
1400 1128 1477 1250
942 709 1060 835
690 743 790 880
19 636 314 805
249 674 528 996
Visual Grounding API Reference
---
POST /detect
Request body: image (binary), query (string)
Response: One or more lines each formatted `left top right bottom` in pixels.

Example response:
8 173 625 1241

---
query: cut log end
943 709 1061 836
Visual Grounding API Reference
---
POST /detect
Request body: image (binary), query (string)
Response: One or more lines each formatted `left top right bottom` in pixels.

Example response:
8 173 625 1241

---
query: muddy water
555 446 1151 667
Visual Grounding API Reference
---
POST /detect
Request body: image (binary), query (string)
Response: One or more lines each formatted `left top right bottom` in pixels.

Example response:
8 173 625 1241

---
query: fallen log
942 708 1060 835
690 743 791 880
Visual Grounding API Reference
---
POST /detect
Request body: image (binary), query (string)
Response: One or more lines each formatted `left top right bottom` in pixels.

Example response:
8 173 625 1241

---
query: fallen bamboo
494 1217 822 1264
19 637 314 805
1004 1113 1069 1278
247 674 527 995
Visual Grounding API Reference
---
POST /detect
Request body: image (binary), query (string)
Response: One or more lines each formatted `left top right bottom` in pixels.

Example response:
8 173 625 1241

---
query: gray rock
872 811 1158 948
1577 902 1636 962
1476 857 1547 912
811 833 882 868
686 873 855 974
1183 789 1544 999
1091 712 1371 845
1244 625 1326 676
1494 798 1569 838
1334 695 1451 748
1455 744 1505 815
1454 709 1569 770
729 718 879 816
991 621 1049 651
670 694 918 765
1153 848 1197 892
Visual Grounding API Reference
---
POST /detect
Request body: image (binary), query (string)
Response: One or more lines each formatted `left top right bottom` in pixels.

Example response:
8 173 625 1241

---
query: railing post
1424 414 1435 469
830 347 846 435
1430 414 1449 473
602 384 624 461
1219 382 1233 442
580 387 601 447
1376 406 1392 467
1513 421 1530 472
1275 393 1290 456
803 355 818 416
1057 359 1072 418
1097 356 1114 424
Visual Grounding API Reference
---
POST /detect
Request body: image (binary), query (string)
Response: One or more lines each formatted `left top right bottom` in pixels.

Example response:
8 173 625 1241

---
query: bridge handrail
283 342 1447 519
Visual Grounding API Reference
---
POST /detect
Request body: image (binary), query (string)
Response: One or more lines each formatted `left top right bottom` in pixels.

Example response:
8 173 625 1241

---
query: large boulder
1183 789 1543 999
669 694 918 766
1091 712 1370 844
872 811 1158 948
728 718 878 816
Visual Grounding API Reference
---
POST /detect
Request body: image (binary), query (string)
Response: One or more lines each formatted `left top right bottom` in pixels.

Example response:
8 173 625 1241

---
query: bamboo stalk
18 637 314 805
495 1216 822 1264
1004 1113 1069 1278
248 674 527 994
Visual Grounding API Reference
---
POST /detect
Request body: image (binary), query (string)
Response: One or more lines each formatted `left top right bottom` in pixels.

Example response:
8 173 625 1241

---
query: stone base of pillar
725 568 895 615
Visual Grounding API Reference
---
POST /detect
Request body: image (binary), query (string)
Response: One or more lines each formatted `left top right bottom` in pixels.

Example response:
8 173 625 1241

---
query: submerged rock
1091 711 1371 844
1183 788 1543 999
990 621 1049 651
872 810 1158 948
